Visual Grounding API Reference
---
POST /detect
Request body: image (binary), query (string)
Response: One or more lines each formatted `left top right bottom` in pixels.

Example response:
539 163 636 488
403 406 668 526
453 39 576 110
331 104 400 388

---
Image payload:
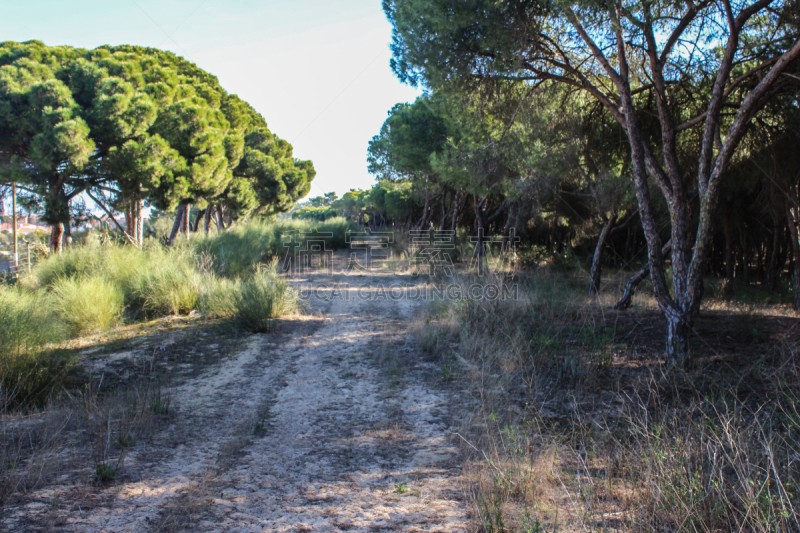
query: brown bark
49 223 63 256
124 198 144 248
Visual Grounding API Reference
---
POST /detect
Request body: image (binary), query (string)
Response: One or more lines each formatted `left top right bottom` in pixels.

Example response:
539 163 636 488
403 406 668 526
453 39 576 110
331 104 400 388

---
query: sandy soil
4 257 471 532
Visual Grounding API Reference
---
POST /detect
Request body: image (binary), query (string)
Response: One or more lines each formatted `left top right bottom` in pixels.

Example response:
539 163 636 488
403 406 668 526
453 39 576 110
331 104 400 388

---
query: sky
0 0 422 199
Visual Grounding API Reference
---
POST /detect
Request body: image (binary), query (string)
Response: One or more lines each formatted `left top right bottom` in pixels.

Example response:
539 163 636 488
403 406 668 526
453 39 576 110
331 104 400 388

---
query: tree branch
85 189 138 247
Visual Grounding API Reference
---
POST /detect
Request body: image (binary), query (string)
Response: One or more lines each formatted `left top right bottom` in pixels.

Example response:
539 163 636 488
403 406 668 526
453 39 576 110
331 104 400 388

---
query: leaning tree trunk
614 240 672 310
589 212 618 295
167 205 187 246
192 208 205 233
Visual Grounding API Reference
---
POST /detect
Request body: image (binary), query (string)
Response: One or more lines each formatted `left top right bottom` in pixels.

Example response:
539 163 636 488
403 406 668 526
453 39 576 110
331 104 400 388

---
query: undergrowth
415 268 800 532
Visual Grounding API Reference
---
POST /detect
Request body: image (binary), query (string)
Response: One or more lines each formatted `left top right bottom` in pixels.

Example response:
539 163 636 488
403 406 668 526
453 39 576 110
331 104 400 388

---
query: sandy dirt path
7 259 470 532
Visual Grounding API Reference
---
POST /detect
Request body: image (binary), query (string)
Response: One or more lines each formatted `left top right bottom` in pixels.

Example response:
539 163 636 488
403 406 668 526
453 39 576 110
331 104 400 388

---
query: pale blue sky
0 0 421 198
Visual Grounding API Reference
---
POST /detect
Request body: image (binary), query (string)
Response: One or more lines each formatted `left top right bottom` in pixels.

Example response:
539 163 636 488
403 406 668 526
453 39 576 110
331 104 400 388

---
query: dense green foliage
0 40 315 249
379 0 800 356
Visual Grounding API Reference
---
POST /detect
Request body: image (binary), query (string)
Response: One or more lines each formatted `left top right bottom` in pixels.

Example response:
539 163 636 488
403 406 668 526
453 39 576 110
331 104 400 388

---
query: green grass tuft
50 277 124 336
234 261 304 332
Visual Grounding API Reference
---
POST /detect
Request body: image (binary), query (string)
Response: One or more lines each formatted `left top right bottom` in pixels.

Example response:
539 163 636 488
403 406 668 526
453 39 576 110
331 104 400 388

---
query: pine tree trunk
589 212 617 295
183 203 191 241
216 205 225 230
192 208 204 233
417 188 431 229
722 213 735 293
739 223 749 284
500 203 517 262
136 199 144 246
473 194 487 275
167 205 187 246
50 223 64 256
204 205 212 236
786 203 800 310
767 217 780 291
614 240 672 311
63 218 72 248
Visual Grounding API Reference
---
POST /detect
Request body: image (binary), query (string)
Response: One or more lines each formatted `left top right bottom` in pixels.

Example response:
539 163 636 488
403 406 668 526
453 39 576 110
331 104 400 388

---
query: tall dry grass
414 268 800 532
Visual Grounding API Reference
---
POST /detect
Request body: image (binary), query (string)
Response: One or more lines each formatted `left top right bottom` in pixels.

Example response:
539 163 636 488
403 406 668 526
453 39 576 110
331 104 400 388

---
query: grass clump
26 242 203 319
129 248 201 317
198 275 239 318
50 277 124 336
234 261 303 332
0 285 71 410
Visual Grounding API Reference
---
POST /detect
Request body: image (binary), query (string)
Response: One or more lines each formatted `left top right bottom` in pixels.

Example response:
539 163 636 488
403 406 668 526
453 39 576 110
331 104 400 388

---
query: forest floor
1 254 472 532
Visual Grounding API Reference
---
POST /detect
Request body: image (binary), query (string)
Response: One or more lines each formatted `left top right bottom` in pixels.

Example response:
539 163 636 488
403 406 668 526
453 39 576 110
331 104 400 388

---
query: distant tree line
0 40 315 253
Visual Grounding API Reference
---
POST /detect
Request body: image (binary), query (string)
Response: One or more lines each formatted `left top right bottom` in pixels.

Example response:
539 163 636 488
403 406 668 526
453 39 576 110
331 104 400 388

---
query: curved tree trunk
589 212 617 294
614 240 672 311
192 208 205 233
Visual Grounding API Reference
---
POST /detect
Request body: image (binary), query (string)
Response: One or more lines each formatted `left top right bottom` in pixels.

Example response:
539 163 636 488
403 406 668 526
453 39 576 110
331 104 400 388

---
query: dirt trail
8 259 470 532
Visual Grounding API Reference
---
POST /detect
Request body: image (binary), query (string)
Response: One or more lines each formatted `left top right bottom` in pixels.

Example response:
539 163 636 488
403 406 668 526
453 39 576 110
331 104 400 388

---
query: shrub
128 248 201 317
198 275 239 318
50 277 124 336
234 261 303 332
0 286 71 410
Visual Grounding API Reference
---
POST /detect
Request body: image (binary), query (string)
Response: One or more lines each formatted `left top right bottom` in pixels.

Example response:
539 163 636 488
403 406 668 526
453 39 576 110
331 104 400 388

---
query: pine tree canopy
0 40 315 225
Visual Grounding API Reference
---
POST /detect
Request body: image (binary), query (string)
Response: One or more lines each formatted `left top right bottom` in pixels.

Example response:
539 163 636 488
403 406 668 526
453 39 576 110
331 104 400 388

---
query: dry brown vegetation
414 268 800 532
0 316 244 514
